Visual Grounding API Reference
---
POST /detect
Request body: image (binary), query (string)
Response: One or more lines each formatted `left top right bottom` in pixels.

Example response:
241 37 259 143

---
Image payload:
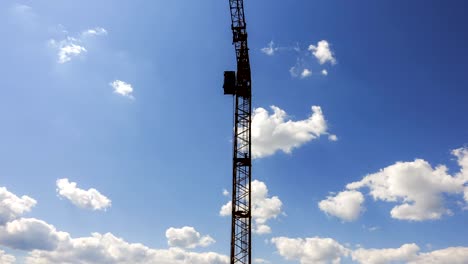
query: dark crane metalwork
223 0 252 263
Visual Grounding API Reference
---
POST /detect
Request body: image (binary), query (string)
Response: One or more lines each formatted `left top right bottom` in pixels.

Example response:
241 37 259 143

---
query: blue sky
0 0 467 263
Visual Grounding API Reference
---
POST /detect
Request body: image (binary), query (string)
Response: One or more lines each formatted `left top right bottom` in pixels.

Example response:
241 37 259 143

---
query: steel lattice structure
223 0 252 263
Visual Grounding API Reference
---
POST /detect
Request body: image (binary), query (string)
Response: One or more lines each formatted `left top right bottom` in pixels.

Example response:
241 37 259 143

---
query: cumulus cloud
352 243 420 264
352 244 468 264
219 201 232 217
0 250 15 264
271 236 349 264
0 187 36 225
252 105 331 159
409 247 468 264
165 227 215 249
321 147 468 221
220 180 283 235
251 180 283 234
26 231 228 264
308 40 336 65
0 208 226 264
49 26 107 63
453 147 468 182
261 41 278 56
347 157 464 221
318 190 365 222
56 178 111 211
110 80 135 99
321 69 328 76
0 218 68 251
328 134 338 141
271 236 468 264
300 69 312 79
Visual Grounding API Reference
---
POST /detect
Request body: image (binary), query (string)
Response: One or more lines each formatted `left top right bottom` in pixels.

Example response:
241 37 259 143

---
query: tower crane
223 0 252 263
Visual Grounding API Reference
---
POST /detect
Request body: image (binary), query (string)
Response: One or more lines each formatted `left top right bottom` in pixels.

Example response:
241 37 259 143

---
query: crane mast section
226 0 252 264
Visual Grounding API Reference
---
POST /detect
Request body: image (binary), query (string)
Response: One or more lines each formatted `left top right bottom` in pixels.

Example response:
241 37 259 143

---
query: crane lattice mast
223 0 252 263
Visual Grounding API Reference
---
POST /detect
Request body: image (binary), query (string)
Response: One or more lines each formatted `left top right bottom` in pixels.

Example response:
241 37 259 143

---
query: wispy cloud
261 41 278 56
49 38 87 64
49 26 108 64
262 40 336 78
81 27 108 37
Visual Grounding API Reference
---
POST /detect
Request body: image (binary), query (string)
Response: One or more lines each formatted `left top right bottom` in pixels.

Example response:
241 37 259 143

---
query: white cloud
271 236 468 264
346 156 465 221
254 224 271 235
409 247 468 264
352 244 468 264
220 180 283 235
49 27 107 63
452 148 468 207
271 236 349 264
251 180 282 234
308 40 336 65
26 231 228 264
321 147 468 221
1 213 465 264
49 38 87 64
56 178 111 211
219 201 231 217
82 27 108 37
0 218 68 251
0 250 15 264
365 225 380 232
300 69 312 79
453 147 468 182
464 187 468 206
254 258 270 264
321 69 328 76
165 227 215 249
289 66 299 78
0 209 226 264
318 190 365 222
252 105 331 158
222 189 229 197
10 3 33 14
261 41 278 56
0 187 36 225
352 243 420 264
328 134 338 141
110 80 135 99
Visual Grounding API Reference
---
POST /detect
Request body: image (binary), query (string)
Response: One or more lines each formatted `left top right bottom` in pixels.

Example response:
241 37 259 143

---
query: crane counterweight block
223 71 236 95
